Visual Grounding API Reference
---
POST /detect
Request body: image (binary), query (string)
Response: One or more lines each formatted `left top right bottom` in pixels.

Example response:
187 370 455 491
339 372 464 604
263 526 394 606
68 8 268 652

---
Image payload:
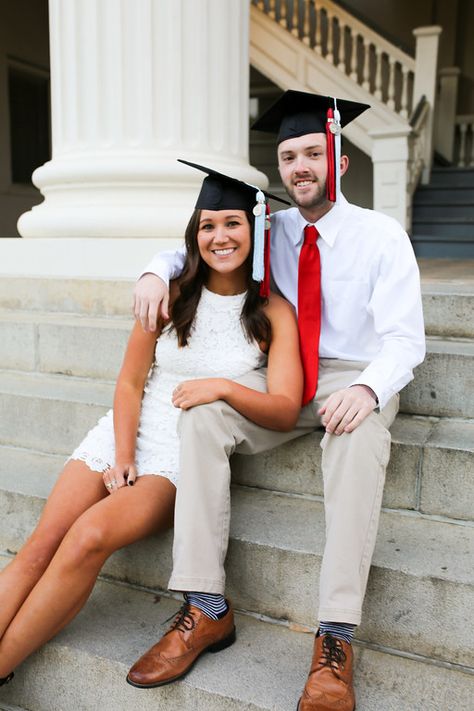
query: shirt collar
293 193 350 248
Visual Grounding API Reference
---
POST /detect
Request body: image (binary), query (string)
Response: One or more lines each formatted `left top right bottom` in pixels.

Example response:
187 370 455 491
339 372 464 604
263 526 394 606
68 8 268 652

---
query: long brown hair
170 209 271 348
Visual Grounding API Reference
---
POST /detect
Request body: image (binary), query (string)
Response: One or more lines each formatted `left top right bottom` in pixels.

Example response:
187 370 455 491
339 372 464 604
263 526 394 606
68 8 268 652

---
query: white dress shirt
141 195 426 409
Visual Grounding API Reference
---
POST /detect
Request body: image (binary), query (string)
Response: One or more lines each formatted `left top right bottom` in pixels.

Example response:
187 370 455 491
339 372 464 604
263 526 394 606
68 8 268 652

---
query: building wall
0 0 50 238
456 0 474 113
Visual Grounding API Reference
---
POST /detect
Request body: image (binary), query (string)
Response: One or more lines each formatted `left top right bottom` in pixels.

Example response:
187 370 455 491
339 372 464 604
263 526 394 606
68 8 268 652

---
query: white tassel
252 189 266 282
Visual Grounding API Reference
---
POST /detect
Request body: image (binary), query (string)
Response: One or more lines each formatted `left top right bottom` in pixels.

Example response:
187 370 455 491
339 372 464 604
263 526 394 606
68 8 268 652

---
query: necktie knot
304 224 318 246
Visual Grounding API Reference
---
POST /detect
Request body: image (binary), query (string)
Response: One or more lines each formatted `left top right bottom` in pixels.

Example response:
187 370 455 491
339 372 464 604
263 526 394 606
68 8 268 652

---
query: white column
412 25 442 185
370 127 411 230
18 0 266 239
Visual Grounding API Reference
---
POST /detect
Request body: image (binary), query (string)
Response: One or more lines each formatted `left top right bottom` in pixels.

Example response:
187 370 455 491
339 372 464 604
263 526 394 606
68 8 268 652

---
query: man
127 91 425 711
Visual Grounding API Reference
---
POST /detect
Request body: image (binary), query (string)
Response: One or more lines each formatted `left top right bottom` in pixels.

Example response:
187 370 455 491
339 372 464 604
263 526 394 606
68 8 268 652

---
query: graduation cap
251 90 370 203
178 158 290 297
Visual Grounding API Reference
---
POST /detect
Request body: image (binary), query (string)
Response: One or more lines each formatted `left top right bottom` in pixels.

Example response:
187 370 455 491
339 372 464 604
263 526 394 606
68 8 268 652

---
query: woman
0 163 302 685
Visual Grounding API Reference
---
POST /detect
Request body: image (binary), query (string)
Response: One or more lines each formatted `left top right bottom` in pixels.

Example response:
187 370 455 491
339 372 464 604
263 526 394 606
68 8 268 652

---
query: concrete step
412 218 474 240
0 367 473 519
2 307 474 383
0 567 471 711
0 309 131 379
1 274 474 340
413 203 474 220
0 459 472 667
0 370 113 456
1 334 473 426
412 239 474 259
232 416 474 521
414 186 474 203
400 338 474 418
429 167 474 188
0 276 134 316
421 282 474 338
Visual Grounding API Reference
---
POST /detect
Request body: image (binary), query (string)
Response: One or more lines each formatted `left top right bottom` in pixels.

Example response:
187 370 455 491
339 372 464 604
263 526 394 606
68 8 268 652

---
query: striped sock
319 621 356 645
185 592 229 621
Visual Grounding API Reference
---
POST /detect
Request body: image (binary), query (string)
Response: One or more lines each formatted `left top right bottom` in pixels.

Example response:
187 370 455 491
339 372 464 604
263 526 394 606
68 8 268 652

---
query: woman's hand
172 378 229 410
103 462 138 494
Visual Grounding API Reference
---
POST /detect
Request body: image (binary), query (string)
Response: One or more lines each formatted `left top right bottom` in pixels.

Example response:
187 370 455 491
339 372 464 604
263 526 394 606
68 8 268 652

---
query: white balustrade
252 0 417 117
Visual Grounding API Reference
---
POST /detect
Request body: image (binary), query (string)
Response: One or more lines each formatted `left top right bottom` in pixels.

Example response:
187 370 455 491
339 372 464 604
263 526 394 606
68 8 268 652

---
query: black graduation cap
251 90 370 144
178 159 290 296
178 159 289 210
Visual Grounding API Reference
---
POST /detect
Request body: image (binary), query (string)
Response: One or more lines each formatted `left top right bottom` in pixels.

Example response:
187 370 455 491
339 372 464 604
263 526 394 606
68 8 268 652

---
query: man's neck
298 200 334 224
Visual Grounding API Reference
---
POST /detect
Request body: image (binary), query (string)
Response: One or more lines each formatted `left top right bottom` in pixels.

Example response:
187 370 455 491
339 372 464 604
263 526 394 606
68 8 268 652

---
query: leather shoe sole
126 626 236 688
296 701 356 710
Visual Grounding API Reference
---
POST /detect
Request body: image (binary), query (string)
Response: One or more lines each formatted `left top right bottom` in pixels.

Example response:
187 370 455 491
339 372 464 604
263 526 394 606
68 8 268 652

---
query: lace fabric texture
69 288 267 486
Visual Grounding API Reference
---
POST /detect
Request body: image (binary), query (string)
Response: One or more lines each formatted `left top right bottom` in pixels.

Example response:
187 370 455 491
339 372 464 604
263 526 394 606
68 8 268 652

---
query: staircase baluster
458 122 467 167
387 57 396 110
349 29 358 81
279 0 288 29
302 0 311 46
337 23 346 71
400 65 409 118
362 38 370 91
374 48 383 100
291 0 300 38
314 3 322 54
326 13 334 63
267 0 276 20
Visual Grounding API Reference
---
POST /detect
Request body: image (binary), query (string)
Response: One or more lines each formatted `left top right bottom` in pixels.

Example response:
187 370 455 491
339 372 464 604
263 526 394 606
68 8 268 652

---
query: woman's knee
61 518 111 568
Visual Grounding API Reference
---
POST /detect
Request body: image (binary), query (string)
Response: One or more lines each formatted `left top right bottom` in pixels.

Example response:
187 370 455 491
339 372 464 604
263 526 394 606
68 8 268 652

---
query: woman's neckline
202 285 246 298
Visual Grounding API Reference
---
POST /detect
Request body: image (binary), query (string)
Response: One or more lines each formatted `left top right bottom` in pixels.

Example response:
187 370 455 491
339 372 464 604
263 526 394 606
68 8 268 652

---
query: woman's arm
172 294 303 432
110 320 160 486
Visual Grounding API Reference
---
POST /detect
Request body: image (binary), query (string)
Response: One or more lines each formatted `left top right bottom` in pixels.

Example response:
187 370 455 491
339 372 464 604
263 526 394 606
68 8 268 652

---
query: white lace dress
70 287 267 487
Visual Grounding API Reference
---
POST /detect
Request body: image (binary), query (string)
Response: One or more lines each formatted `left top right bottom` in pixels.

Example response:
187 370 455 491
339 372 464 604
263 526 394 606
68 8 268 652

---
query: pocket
324 280 370 332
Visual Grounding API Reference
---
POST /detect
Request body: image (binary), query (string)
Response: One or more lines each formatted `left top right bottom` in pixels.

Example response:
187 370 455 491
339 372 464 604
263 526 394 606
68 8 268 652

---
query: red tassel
326 107 336 202
259 202 271 298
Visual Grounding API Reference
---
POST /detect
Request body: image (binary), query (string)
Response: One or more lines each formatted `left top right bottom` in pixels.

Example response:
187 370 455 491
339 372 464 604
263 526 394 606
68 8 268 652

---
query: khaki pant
169 359 399 625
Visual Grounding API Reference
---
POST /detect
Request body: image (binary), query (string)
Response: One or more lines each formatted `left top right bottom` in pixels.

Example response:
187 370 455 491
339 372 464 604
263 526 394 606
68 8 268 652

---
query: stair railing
252 0 417 116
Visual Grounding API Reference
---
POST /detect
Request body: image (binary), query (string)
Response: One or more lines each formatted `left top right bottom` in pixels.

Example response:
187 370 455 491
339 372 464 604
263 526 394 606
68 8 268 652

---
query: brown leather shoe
126 601 236 688
297 632 355 711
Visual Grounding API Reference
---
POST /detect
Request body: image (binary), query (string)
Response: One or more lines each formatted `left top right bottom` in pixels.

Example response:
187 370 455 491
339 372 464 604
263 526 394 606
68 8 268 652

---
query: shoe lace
318 634 346 671
164 603 196 635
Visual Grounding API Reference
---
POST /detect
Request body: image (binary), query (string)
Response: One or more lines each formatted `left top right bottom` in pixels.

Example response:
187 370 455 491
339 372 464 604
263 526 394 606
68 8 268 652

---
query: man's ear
340 154 349 176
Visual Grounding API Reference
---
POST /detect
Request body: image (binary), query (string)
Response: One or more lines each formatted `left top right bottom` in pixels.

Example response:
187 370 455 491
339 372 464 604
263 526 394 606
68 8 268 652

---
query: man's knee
178 400 235 441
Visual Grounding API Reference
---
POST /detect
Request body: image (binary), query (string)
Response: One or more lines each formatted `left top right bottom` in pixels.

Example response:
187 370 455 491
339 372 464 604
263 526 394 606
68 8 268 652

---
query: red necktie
298 225 322 405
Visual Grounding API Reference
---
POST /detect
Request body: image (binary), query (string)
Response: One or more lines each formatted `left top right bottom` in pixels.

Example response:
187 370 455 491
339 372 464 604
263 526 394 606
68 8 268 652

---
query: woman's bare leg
0 474 175 677
0 460 107 639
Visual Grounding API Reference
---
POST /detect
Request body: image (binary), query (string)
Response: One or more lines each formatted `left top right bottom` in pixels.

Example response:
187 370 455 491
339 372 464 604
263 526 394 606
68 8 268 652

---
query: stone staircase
412 168 474 258
0 272 473 711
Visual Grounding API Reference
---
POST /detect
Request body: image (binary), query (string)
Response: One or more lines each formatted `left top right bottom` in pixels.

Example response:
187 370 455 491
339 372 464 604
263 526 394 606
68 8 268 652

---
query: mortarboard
251 90 370 203
178 159 290 297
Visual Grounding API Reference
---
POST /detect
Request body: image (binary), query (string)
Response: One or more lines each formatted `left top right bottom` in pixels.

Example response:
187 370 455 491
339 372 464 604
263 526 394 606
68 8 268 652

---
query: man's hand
133 273 169 332
172 378 229 410
318 385 377 435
